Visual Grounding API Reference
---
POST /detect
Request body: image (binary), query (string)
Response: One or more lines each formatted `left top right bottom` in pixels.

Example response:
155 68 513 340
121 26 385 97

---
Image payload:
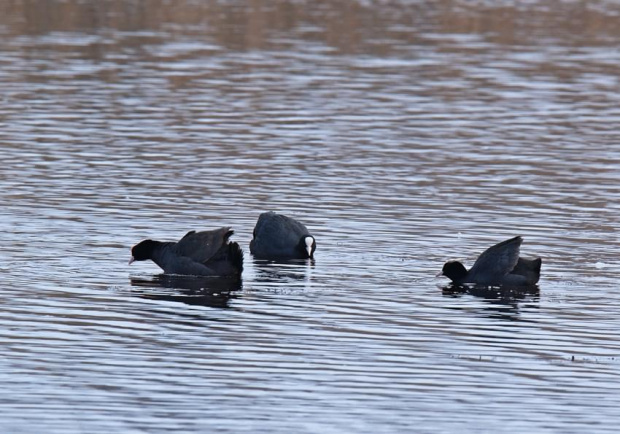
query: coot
249 212 316 260
129 227 243 276
438 236 541 286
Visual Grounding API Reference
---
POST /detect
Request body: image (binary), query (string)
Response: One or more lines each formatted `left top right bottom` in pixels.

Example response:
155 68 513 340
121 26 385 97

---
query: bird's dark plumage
512 257 542 285
439 236 541 286
129 227 243 277
249 212 316 260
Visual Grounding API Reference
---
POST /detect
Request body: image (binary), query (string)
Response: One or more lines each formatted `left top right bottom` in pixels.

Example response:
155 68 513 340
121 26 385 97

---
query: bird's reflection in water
252 258 314 285
441 283 540 321
130 275 242 308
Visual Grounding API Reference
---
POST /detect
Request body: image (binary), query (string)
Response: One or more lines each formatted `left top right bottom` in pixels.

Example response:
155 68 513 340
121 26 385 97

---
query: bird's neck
149 242 175 271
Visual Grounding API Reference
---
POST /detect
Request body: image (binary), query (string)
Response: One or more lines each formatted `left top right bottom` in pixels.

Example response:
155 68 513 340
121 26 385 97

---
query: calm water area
1 1 620 432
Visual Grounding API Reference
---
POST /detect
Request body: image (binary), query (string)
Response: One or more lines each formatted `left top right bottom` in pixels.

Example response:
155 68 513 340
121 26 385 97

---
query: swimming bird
129 227 243 277
438 236 541 286
249 211 316 260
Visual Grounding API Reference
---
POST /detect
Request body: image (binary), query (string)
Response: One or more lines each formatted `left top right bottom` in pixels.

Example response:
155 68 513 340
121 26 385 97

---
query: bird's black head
129 239 159 264
439 261 468 282
298 235 316 259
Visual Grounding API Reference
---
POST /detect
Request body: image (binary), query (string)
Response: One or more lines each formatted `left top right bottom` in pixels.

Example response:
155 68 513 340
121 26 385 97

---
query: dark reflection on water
130 275 242 308
2 0 620 433
252 258 314 283
441 283 540 321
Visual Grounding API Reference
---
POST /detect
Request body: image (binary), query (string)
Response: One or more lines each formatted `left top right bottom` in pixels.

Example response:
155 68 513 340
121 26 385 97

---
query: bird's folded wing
175 227 233 264
467 236 522 281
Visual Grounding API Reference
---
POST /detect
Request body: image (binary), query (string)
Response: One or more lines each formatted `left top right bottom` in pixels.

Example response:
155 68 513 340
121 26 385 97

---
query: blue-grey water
1 1 620 433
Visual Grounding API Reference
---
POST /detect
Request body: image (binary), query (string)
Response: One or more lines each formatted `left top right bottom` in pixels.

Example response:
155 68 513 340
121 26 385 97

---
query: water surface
1 1 620 432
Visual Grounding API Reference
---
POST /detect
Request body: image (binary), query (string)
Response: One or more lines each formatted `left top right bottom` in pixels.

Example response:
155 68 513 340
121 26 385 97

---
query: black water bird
249 211 316 260
129 227 243 277
438 236 541 286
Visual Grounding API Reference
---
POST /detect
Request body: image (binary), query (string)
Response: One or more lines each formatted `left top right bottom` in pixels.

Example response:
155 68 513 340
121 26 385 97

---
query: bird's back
250 212 310 258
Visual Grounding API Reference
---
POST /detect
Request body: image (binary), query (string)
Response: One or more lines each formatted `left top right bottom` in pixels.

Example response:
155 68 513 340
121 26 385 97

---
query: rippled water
2 1 620 432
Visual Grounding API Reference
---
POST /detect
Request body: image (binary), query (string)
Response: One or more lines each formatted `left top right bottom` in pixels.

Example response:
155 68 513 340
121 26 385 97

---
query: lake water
1 1 620 432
